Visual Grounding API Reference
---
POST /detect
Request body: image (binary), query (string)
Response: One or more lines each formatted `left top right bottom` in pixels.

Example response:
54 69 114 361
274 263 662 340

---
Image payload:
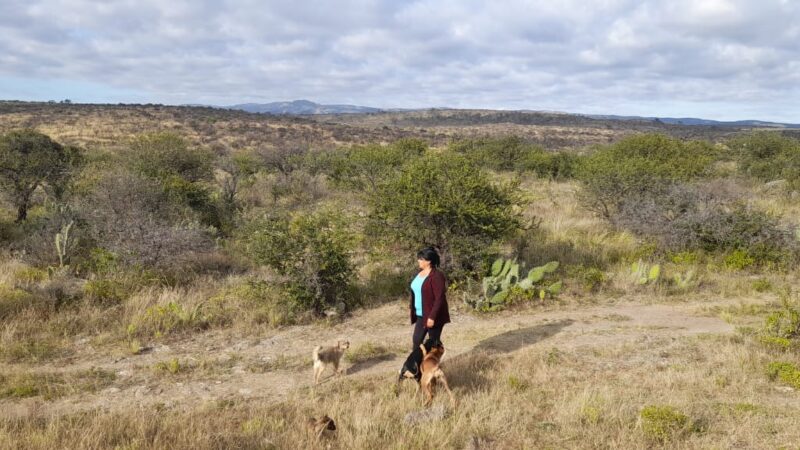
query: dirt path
1 300 734 419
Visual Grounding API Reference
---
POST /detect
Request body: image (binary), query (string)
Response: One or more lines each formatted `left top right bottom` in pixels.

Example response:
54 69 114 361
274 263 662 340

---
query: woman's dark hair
417 246 440 268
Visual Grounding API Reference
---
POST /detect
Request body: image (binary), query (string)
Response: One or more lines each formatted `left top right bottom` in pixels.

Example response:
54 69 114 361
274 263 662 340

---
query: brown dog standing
418 342 456 407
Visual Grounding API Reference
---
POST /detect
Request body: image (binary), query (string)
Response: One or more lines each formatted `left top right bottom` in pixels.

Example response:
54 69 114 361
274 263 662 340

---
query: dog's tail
312 345 322 362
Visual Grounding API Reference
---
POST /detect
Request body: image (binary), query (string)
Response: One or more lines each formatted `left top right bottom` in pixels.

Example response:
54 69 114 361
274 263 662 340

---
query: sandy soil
0 298 735 420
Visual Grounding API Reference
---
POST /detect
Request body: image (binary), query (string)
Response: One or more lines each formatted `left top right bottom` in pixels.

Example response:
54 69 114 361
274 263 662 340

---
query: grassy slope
0 103 799 448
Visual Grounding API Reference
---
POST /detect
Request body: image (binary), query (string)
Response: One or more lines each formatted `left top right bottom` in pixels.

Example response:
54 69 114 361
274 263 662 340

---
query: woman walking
399 246 450 382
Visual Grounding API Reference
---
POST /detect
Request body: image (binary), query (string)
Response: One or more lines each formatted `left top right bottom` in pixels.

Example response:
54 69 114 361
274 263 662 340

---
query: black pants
400 317 444 381
412 317 444 352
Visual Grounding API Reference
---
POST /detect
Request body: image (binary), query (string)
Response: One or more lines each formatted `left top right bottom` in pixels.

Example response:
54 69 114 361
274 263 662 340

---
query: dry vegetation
1 102 800 449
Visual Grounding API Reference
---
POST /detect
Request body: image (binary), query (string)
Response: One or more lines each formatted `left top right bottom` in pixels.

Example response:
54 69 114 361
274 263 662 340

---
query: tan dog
312 340 350 385
418 342 456 407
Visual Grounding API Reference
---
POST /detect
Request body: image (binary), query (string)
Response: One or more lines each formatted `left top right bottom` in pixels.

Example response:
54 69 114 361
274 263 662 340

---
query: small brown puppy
418 342 456 407
306 415 336 440
312 340 350 385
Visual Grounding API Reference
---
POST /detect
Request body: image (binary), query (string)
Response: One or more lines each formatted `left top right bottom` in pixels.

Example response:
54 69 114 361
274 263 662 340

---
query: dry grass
2 330 799 449
2 107 800 447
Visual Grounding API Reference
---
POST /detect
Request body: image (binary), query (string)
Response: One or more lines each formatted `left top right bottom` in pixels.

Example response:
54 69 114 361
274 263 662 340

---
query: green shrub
576 134 715 219
519 149 580 179
153 358 187 376
730 131 800 189
324 139 425 192
83 279 128 305
13 266 48 285
669 251 700 265
567 265 606 293
766 361 800 389
0 285 38 319
0 129 83 222
242 212 354 315
724 249 755 270
450 136 530 171
640 405 690 442
126 132 214 183
368 153 523 277
762 296 800 343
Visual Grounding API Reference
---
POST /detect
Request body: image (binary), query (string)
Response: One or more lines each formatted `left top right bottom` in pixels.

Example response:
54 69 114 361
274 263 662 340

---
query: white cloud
0 0 798 121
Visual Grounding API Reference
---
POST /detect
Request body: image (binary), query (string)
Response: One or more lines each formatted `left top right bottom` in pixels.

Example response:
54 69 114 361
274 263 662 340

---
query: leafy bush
639 405 691 442
519 148 580 179
80 171 215 270
368 153 523 277
612 182 797 268
724 249 755 270
729 131 800 189
0 129 83 222
242 212 354 315
576 134 715 219
766 361 800 389
126 132 214 183
123 132 222 228
450 136 531 171
566 265 607 293
0 285 38 319
761 296 800 345
324 140 425 192
449 136 579 178
83 279 128 305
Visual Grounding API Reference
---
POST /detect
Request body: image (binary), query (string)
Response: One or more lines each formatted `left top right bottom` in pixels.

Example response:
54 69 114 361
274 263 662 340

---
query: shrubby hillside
2 103 800 448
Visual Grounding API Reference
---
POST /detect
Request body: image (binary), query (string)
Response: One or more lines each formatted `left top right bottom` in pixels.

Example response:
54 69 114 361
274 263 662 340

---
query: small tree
576 134 715 220
369 153 522 276
243 212 354 314
125 132 220 228
0 129 82 222
325 140 426 193
126 132 214 183
729 131 800 189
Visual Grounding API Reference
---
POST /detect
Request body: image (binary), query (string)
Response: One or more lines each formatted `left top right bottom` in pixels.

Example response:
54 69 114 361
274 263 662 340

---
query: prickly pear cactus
631 259 661 285
466 257 563 311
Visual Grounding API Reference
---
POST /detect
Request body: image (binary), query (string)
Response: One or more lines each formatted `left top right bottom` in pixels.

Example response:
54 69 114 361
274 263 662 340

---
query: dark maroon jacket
408 268 451 326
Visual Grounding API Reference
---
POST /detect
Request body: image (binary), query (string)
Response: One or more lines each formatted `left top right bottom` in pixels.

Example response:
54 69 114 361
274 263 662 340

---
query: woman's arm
428 271 446 321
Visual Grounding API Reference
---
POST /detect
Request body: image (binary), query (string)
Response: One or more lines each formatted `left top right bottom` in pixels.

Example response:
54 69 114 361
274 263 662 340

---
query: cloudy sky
1 0 799 121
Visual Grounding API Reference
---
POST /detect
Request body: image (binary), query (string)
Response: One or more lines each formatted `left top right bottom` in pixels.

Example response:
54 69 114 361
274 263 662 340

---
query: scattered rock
154 345 171 353
238 388 253 396
404 404 447 425
775 386 795 393
100 387 120 395
763 179 787 191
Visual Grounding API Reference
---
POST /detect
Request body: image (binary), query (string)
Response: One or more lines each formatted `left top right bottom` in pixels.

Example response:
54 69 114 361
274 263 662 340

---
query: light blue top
411 272 428 317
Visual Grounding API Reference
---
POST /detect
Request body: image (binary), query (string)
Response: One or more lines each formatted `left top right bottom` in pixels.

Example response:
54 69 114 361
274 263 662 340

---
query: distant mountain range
224 100 800 128
227 100 381 115
584 114 800 128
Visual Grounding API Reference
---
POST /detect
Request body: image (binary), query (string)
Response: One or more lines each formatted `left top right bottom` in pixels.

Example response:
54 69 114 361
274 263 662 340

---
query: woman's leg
412 318 427 351
426 323 444 344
